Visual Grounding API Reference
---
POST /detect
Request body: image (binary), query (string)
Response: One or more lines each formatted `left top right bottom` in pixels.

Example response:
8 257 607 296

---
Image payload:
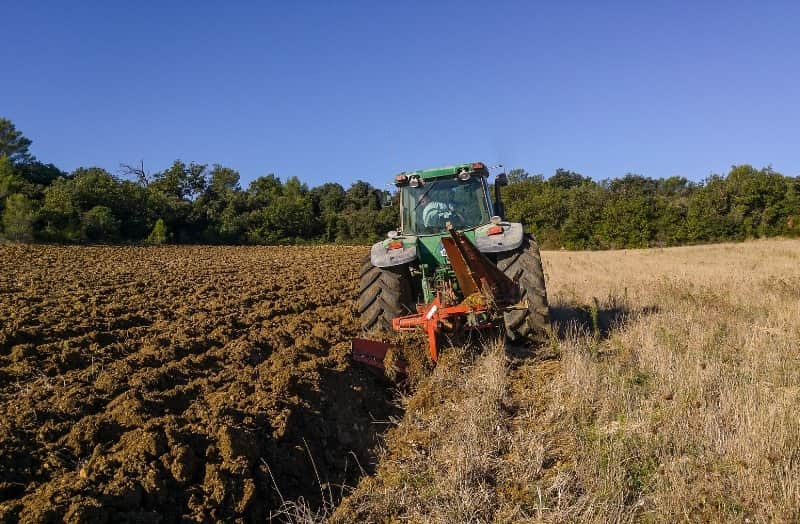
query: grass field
336 239 800 523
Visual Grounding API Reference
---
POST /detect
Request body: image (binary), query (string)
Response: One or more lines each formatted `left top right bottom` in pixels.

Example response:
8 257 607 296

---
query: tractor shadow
261 363 401 515
549 301 660 341
505 300 660 361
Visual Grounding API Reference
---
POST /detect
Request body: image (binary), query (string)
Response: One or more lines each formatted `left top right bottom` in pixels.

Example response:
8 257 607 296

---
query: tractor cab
375 162 518 272
396 164 493 235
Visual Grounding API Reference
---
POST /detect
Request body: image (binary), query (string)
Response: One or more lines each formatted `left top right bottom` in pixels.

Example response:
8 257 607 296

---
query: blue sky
3 1 799 188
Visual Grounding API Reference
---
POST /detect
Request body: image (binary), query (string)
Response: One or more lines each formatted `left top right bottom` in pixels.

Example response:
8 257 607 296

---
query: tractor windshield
401 177 491 234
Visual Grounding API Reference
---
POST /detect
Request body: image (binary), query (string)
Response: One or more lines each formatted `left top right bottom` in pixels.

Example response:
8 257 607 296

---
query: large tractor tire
496 234 551 342
357 256 414 333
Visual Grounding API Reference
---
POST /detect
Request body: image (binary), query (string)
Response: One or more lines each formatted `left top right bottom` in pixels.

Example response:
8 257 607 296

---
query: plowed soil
0 245 397 523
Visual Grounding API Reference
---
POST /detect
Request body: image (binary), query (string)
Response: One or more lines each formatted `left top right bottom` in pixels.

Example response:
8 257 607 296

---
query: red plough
351 227 522 372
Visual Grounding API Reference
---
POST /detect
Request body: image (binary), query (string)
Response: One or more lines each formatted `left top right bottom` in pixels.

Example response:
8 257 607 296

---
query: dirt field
0 245 399 522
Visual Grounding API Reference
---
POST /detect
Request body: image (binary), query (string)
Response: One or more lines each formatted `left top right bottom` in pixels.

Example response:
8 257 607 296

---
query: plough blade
350 338 407 374
441 226 519 306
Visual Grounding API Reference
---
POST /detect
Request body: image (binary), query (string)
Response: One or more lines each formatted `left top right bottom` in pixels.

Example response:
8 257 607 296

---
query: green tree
597 175 658 248
65 167 125 215
784 176 800 236
0 117 34 163
504 173 571 247
503 174 545 221
0 157 26 216
2 194 35 241
653 176 694 246
209 164 240 194
82 206 120 243
346 180 381 210
191 165 244 243
217 198 248 242
246 194 314 244
145 161 208 243
561 181 606 249
150 160 207 200
115 180 150 241
336 207 380 243
247 174 283 208
311 182 347 241
38 178 81 242
725 165 789 237
548 168 590 190
18 162 63 187
506 168 531 184
686 175 737 242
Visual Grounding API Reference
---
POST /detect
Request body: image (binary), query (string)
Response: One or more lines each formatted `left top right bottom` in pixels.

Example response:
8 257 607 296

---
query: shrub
147 218 169 245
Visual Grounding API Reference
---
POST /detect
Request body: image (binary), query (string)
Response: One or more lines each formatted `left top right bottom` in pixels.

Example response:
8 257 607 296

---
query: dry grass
335 239 800 523
539 239 800 522
333 340 509 523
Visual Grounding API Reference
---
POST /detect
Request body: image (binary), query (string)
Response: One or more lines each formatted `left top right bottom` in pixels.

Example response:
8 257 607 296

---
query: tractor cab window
401 177 491 234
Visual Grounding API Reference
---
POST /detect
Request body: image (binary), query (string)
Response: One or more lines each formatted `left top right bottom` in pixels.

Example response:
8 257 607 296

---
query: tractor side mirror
494 173 508 219
383 191 393 206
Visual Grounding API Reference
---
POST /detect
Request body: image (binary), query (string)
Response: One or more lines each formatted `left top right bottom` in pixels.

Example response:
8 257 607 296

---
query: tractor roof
402 162 488 181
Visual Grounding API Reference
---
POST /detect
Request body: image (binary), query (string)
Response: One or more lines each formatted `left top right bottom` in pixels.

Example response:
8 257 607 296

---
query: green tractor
354 162 550 366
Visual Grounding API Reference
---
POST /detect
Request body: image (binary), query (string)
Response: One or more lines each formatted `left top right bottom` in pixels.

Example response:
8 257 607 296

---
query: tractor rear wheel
496 234 551 342
357 256 414 333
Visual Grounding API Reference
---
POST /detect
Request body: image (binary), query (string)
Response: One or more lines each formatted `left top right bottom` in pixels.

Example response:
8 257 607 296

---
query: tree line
0 118 395 245
502 167 800 249
1 117 799 248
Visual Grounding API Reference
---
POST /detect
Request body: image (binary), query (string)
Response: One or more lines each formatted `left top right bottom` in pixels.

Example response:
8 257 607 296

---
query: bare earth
0 245 397 522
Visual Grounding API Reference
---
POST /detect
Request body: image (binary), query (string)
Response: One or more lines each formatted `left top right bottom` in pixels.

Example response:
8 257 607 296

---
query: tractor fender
474 222 525 253
370 240 418 268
